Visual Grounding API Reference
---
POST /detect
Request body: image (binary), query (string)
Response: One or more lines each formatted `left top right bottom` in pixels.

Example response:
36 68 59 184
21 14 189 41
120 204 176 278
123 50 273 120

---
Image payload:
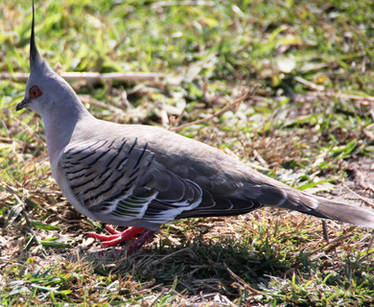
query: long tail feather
282 190 374 228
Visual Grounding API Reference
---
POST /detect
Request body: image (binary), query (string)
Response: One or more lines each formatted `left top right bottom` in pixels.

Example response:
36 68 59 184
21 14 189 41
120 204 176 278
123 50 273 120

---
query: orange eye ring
29 85 42 99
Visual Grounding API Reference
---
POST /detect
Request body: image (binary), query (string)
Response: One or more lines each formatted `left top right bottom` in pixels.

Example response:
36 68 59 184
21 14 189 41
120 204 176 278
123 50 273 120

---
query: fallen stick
1 72 169 82
5 71 374 104
295 91 374 103
151 1 215 9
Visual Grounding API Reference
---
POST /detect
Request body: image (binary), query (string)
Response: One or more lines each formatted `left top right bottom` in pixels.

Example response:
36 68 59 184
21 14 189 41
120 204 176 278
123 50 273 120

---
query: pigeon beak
16 97 30 111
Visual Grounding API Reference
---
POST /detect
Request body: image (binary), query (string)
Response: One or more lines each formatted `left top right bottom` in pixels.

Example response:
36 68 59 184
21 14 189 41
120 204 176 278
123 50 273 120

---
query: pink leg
88 225 147 247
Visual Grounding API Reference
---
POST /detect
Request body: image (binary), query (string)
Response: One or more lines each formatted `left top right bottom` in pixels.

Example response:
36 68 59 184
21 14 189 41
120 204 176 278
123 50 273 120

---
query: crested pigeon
17 1 374 254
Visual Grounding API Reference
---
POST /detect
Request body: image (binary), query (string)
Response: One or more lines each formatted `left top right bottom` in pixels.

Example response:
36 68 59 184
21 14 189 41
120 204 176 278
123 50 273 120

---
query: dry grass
1 0 374 305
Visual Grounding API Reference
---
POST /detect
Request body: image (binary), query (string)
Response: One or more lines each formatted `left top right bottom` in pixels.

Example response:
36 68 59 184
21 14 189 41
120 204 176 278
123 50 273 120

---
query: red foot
88 225 147 247
128 230 156 254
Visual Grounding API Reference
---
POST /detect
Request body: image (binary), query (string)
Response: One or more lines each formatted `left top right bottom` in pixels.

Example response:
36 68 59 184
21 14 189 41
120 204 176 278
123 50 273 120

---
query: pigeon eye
29 85 42 99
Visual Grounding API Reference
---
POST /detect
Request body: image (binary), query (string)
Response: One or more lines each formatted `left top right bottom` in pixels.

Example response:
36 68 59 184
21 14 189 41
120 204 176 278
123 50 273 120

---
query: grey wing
60 137 155 220
59 137 208 227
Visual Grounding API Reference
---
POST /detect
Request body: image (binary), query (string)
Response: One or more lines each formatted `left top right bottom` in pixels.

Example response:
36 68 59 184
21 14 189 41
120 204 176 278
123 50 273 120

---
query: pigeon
17 1 374 254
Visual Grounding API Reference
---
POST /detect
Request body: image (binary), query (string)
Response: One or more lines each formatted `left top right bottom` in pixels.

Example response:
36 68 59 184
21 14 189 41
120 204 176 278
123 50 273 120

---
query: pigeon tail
281 190 374 228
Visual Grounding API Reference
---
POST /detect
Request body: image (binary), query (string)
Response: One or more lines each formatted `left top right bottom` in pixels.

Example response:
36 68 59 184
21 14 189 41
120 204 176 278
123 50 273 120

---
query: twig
295 90 374 103
370 110 374 122
151 1 215 9
224 263 261 295
294 76 324 91
322 220 329 243
170 85 259 131
342 182 374 209
0 137 17 144
350 167 374 194
149 289 168 307
252 149 269 169
309 232 355 260
363 123 374 140
1 72 168 82
169 105 186 127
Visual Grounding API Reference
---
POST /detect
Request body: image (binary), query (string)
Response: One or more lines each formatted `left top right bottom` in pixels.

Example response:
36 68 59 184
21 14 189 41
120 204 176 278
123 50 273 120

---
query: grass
1 0 374 305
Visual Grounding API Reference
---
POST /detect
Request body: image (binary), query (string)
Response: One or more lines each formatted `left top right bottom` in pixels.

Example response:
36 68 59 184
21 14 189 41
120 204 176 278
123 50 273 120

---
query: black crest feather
30 0 40 66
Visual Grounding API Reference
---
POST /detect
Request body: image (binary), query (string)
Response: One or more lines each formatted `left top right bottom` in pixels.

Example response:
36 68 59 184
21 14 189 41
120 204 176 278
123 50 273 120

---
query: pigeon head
17 0 83 119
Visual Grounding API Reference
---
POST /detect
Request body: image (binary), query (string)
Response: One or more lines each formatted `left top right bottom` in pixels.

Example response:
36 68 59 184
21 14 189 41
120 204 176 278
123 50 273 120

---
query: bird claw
127 229 156 254
87 225 147 248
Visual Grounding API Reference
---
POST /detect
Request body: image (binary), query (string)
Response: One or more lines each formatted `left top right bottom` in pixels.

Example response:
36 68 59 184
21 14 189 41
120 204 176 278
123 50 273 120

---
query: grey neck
42 98 93 163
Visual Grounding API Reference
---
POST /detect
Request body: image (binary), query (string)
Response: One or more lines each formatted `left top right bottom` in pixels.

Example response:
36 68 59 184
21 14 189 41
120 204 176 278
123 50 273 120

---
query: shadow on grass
80 237 314 298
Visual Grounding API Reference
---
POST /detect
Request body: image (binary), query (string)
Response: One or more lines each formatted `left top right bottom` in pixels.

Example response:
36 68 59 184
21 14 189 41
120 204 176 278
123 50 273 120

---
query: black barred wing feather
60 137 157 222
60 137 203 226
